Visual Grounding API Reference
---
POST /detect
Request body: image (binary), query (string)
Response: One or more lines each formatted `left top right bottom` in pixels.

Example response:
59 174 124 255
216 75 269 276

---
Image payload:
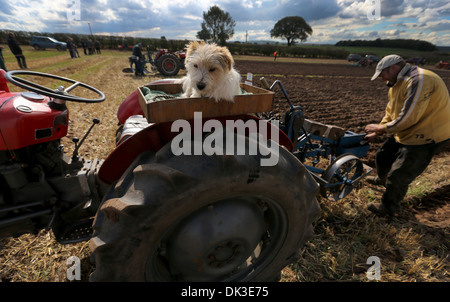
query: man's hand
364 132 378 142
364 124 385 142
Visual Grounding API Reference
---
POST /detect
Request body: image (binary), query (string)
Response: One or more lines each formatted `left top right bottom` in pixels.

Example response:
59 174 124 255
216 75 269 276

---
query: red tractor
436 61 449 69
0 69 320 281
124 48 186 77
0 67 371 281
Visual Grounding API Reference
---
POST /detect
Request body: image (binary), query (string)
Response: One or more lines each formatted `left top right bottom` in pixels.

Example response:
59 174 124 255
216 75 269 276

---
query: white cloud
0 0 449 45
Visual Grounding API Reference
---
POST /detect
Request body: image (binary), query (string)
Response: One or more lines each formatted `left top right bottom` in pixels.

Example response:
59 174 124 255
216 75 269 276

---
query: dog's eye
209 68 216 72
194 64 198 68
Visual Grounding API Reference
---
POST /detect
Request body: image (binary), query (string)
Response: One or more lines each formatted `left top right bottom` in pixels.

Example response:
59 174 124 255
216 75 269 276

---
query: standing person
7 32 27 69
87 39 94 55
94 40 101 54
67 38 77 58
74 43 80 58
132 43 144 76
274 51 278 61
72 39 80 58
0 46 7 71
364 54 450 217
81 40 87 55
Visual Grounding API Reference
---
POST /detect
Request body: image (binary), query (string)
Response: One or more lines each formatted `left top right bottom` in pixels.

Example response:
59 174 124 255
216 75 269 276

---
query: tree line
0 28 349 59
335 38 438 51
0 29 189 51
227 42 349 59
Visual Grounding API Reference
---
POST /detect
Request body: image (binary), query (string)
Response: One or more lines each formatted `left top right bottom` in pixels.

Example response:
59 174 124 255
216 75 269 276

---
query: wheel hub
207 240 244 269
164 198 266 281
164 61 174 70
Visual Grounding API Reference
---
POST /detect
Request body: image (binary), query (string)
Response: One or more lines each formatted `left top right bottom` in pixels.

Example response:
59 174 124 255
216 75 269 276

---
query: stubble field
0 46 449 282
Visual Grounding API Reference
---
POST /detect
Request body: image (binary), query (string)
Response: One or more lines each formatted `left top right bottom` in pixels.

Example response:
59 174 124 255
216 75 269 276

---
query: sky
1 0 449 46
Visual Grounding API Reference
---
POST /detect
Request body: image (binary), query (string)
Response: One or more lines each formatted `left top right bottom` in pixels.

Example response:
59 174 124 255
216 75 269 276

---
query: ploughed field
235 59 450 166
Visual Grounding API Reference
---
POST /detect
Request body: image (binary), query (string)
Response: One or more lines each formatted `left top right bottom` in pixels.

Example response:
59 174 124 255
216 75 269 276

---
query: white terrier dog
180 41 241 102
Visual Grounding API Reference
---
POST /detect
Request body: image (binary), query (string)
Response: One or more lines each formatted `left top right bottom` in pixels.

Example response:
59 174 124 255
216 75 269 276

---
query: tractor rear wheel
156 53 181 76
90 133 320 281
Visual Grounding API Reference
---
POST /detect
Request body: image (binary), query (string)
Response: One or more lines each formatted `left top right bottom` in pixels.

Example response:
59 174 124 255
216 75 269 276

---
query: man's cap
138 43 142 46
371 54 404 80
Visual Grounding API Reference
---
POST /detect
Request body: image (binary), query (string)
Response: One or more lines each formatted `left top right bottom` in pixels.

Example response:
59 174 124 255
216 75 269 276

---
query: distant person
94 40 101 54
67 38 78 59
7 32 27 69
146 45 155 64
364 54 450 217
132 43 144 76
87 39 94 55
365 55 374 67
0 46 7 71
274 51 278 61
74 42 80 58
81 40 87 55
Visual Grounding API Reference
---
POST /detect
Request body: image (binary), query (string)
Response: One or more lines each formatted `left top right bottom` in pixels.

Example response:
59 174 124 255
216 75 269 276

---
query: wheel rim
321 154 363 201
145 195 288 281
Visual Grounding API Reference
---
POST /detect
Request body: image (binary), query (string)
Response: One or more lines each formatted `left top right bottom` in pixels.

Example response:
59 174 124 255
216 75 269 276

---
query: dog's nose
197 82 206 90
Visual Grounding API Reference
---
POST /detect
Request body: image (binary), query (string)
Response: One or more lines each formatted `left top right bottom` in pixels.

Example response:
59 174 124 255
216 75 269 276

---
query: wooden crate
138 83 274 123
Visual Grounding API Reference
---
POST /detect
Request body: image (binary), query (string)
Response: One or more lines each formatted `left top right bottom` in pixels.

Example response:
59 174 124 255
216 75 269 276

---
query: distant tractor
124 49 186 77
437 61 449 69
405 57 426 66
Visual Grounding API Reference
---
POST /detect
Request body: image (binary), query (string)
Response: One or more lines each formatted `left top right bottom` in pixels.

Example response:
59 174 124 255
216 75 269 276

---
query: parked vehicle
118 44 133 50
29 36 67 51
365 55 380 63
347 54 362 62
405 57 426 65
436 61 449 69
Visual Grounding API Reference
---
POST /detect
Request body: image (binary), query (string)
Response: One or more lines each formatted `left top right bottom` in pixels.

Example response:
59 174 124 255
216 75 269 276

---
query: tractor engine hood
0 91 68 150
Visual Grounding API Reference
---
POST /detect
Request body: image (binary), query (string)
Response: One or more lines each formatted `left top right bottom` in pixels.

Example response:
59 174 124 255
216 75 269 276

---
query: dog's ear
187 41 199 52
218 47 234 71
185 41 204 64
185 42 196 63
186 41 207 54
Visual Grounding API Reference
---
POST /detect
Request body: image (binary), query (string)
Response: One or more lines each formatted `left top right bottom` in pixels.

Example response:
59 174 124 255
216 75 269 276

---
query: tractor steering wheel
5 70 105 103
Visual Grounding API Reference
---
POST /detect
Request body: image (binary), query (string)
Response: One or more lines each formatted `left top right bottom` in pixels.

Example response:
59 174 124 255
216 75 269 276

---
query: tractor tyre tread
90 134 320 281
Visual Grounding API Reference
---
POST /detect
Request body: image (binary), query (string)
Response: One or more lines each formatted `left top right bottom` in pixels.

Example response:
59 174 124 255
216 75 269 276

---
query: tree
197 23 211 42
270 16 313 46
196 5 235 45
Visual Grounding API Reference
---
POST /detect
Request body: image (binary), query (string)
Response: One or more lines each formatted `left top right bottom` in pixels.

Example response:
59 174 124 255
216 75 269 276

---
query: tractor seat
117 115 152 145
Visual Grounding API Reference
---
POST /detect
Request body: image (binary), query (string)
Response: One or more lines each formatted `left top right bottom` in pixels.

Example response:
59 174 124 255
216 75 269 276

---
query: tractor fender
116 89 142 125
0 69 10 92
116 79 180 125
98 115 294 185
